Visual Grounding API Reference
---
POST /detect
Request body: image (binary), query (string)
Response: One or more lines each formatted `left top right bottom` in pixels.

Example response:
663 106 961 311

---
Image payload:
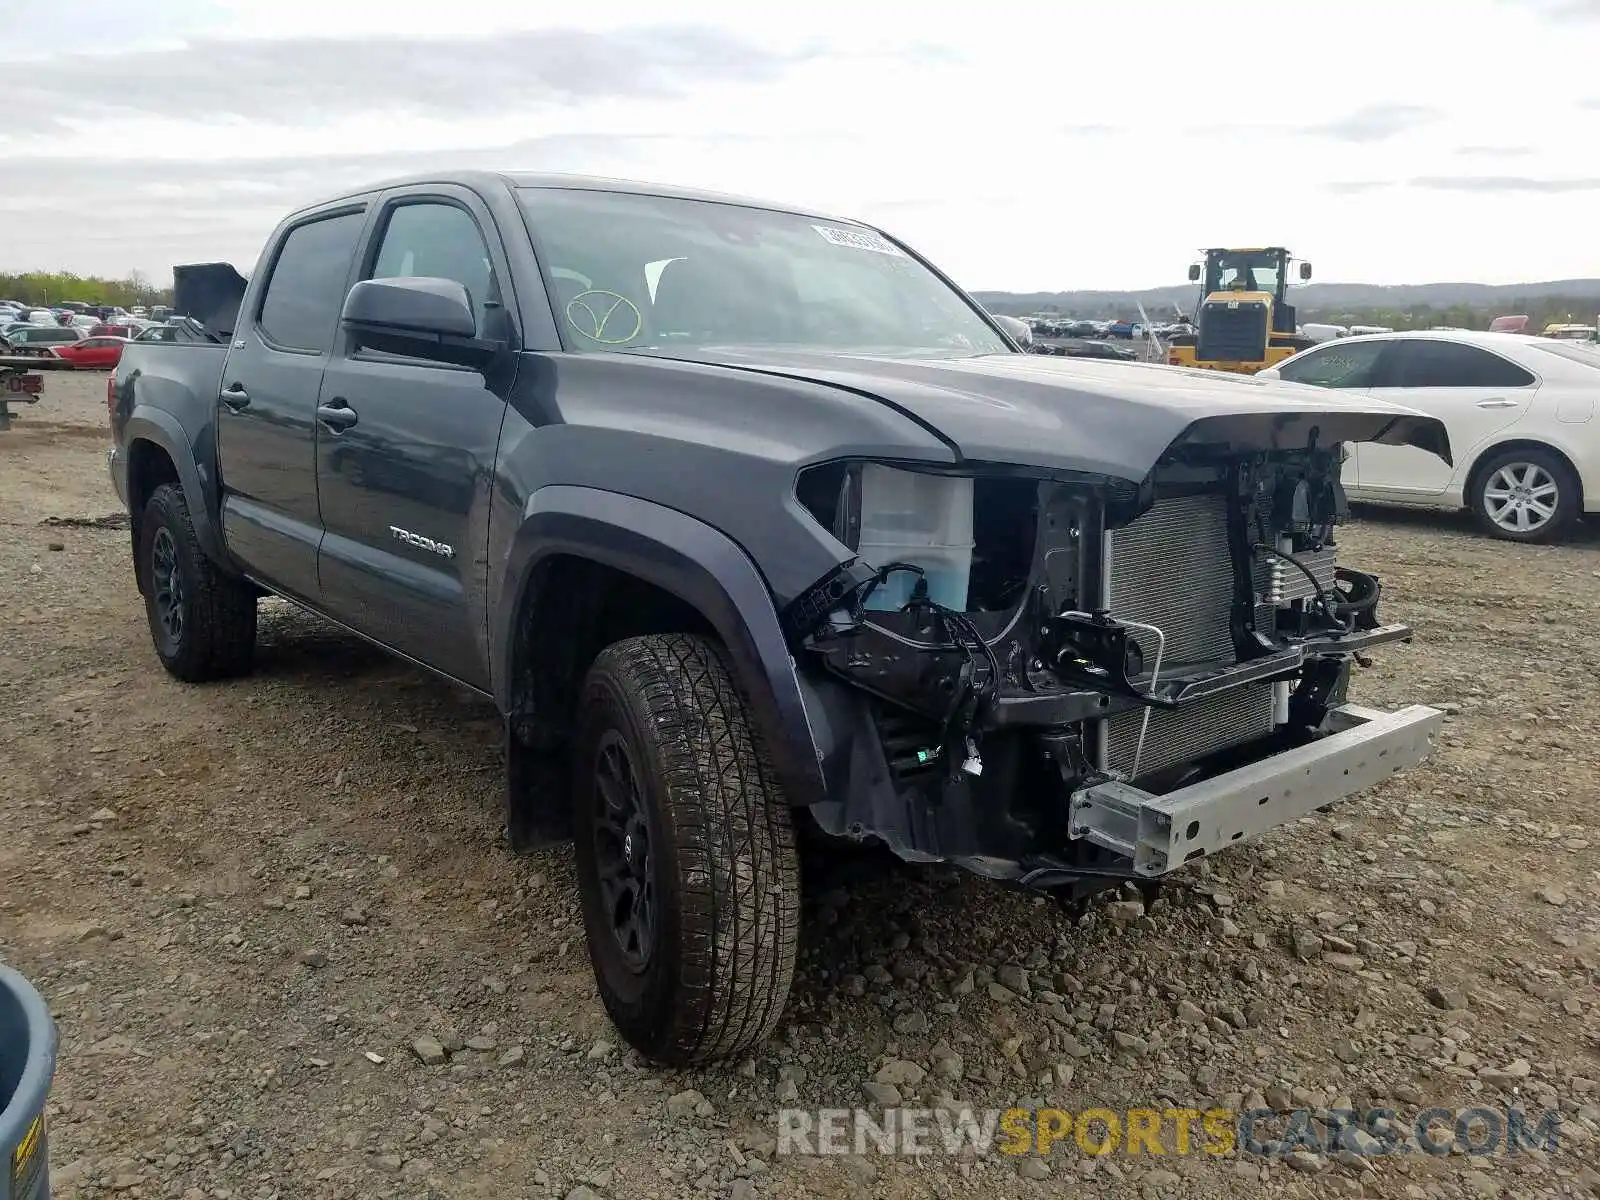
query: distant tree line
1298 296 1600 331
0 270 174 308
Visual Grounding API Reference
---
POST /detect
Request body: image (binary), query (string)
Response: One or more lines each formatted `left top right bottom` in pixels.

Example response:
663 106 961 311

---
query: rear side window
1277 340 1386 388
1387 339 1536 388
258 210 365 353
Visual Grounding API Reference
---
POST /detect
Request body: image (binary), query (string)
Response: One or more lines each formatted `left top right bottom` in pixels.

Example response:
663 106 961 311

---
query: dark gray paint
653 348 1452 479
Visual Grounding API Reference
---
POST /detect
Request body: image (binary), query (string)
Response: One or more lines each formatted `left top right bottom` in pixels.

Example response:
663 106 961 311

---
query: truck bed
108 341 230 498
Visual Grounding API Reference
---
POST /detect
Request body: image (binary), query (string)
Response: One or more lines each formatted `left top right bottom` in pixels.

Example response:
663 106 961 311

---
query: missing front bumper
1068 703 1444 877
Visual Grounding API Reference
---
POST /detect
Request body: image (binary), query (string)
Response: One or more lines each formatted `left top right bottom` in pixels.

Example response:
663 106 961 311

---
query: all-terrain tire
139 483 258 681
1469 446 1580 545
572 633 800 1065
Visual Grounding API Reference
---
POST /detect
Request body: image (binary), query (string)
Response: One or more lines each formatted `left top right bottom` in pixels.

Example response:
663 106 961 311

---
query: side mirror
1187 263 1202 282
1299 261 1313 281
993 313 1033 348
340 276 500 368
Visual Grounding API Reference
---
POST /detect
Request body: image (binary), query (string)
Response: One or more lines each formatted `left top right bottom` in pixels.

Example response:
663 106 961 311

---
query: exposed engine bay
784 438 1430 898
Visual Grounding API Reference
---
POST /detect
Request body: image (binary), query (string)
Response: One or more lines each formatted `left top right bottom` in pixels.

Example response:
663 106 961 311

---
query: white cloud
2 0 1598 289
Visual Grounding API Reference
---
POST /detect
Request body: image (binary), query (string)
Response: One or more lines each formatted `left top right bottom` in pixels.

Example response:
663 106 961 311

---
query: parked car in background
1489 315 1531 335
4 325 83 348
88 323 136 339
50 335 128 370
1037 339 1138 361
1259 330 1599 543
133 318 212 344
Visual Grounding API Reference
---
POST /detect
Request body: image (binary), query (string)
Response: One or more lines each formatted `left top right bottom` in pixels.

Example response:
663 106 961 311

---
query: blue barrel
0 965 55 1200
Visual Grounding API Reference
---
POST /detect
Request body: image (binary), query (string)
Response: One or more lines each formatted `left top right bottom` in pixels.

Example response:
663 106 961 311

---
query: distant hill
973 279 1600 321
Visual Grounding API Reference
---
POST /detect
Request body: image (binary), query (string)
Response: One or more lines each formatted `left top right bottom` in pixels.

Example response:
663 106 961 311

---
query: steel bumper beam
1069 703 1444 877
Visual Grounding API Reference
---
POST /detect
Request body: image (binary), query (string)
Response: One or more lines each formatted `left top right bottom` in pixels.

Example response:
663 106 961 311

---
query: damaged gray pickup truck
109 172 1448 1065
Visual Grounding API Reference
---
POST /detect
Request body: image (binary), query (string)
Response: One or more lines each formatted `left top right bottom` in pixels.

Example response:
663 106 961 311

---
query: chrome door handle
1476 398 1518 409
316 402 359 431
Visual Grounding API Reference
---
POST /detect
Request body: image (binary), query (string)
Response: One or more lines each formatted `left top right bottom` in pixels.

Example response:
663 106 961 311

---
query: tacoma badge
389 525 454 559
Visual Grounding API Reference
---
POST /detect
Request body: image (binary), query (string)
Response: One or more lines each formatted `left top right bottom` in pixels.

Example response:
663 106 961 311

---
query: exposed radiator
1102 491 1281 780
1107 493 1235 665
1257 545 1337 605
1104 683 1276 779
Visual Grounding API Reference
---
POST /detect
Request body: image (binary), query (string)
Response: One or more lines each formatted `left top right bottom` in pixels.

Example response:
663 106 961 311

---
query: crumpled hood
670 349 1451 482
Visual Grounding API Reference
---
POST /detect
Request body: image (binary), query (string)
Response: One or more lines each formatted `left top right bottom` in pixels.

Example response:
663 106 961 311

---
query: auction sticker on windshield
813 225 906 256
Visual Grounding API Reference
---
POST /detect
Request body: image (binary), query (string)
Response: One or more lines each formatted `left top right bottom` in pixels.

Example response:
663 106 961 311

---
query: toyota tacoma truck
109 171 1448 1065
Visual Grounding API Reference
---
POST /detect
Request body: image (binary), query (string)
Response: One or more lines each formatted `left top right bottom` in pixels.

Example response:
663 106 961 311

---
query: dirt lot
2 373 1598 1200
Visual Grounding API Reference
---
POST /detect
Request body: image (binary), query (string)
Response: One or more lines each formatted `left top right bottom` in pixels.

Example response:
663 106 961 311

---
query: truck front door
214 205 368 602
313 188 517 691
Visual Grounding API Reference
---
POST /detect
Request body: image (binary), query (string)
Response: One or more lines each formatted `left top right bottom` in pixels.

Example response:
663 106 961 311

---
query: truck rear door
312 186 519 691
214 204 369 603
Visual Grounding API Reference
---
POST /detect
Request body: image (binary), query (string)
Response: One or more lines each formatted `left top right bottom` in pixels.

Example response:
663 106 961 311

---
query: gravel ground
2 373 1598 1200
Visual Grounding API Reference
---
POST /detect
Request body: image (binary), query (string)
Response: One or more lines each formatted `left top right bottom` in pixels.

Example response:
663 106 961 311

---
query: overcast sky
2 0 1598 291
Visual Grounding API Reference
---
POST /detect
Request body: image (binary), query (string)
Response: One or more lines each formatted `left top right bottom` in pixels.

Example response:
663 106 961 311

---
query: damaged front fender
493 485 835 808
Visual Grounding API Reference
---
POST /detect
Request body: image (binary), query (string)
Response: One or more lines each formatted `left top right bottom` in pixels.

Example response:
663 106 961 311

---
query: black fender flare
123 409 226 565
491 485 827 807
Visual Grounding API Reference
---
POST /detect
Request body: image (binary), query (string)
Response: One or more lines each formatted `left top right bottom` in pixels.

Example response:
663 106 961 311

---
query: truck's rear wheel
572 633 800 1065
139 483 257 681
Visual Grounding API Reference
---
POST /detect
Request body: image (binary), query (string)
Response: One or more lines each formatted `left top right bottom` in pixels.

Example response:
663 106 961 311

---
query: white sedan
1258 330 1599 543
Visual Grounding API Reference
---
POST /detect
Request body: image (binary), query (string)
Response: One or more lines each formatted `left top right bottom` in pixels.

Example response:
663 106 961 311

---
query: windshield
1204 251 1283 295
517 188 1009 357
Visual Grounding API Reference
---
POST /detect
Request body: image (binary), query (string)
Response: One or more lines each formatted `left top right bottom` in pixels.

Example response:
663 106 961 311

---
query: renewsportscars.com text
776 1105 1562 1159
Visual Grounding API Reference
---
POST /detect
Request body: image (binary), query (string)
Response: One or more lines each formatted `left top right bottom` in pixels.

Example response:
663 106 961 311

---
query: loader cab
1194 247 1308 332
1170 247 1315 374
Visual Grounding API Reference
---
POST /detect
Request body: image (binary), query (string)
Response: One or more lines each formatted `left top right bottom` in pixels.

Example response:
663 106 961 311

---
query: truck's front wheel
139 483 257 682
572 633 800 1065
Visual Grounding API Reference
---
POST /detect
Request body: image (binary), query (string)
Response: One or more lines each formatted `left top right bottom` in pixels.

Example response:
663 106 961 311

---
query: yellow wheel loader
1166 247 1318 375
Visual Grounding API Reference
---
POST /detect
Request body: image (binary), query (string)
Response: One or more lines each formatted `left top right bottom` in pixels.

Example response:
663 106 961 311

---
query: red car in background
50 336 128 369
1488 314 1531 334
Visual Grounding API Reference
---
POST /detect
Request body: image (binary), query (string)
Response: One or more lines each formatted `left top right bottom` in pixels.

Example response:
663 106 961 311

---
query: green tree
0 270 173 308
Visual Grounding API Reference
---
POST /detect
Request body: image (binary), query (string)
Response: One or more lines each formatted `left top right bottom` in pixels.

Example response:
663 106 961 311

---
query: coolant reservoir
855 465 974 612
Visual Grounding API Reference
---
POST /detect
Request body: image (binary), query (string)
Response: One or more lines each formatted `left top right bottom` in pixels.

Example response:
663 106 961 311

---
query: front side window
1277 339 1387 388
257 210 366 353
517 187 1009 357
1388 340 1536 388
369 201 496 334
